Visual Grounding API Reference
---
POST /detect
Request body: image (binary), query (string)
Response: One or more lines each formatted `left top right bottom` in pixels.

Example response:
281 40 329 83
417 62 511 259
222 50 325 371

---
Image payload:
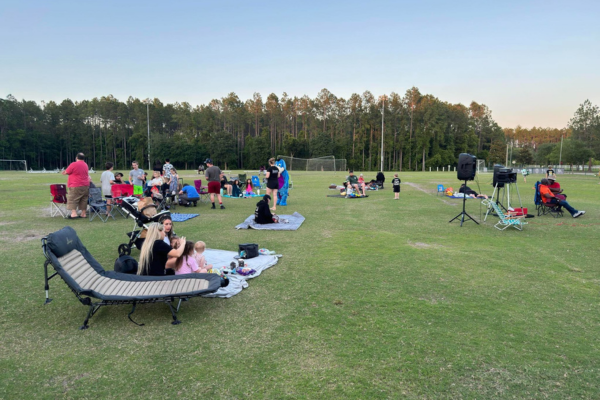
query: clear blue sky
2 0 599 128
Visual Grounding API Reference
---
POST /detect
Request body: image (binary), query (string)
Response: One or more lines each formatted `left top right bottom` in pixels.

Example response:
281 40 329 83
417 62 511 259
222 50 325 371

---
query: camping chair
534 181 563 218
50 184 68 218
41 226 222 329
482 199 527 231
195 179 210 203
251 175 263 190
110 184 135 218
238 173 247 190
88 187 113 222
437 185 445 196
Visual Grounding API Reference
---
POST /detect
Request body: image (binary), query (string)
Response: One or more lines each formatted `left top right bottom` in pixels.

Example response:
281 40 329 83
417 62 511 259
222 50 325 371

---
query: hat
547 176 556 181
204 158 212 164
349 170 354 173
359 174 363 176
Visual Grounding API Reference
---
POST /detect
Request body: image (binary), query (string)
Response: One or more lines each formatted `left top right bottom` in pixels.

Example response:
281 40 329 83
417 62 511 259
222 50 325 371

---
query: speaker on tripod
450 153 479 226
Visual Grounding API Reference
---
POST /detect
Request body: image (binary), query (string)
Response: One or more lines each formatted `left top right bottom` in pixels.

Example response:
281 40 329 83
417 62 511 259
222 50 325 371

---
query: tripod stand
449 179 479 226
484 180 523 221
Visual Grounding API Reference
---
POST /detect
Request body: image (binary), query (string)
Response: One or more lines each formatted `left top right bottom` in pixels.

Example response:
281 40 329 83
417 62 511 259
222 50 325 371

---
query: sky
1 0 599 128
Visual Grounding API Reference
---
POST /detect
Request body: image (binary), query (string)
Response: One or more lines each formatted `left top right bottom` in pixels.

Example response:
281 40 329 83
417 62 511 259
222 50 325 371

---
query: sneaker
220 205 225 209
211 204 216 209
573 210 586 218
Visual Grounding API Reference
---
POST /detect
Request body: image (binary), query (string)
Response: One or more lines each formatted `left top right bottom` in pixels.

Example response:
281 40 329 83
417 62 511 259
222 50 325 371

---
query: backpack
114 255 138 274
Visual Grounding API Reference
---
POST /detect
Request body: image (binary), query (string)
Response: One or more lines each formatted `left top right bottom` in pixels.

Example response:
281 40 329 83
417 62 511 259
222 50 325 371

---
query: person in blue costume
275 159 290 207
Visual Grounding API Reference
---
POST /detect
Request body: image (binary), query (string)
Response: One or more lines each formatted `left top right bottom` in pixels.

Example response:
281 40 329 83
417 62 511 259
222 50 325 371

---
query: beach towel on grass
223 193 262 199
326 194 369 199
170 213 199 222
235 212 305 230
201 249 280 298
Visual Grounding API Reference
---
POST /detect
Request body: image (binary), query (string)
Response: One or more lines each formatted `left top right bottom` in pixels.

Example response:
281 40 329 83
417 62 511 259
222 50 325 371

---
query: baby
194 241 213 273
345 181 354 197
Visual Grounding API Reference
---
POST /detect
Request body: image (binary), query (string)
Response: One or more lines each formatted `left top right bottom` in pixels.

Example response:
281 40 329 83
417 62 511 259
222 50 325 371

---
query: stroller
117 197 171 256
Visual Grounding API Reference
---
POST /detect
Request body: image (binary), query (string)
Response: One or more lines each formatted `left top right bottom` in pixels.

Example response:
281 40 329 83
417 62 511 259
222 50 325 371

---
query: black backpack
114 255 139 274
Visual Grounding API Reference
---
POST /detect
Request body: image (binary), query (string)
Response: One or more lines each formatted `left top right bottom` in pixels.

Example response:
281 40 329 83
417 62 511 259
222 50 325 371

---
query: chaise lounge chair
42 226 222 329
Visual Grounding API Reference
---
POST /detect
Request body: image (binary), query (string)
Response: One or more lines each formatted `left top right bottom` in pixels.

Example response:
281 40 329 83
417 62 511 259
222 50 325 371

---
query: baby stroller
117 197 171 256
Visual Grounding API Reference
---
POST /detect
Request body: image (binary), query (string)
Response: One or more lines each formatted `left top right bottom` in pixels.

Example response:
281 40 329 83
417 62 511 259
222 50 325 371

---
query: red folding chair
194 179 210 203
50 184 68 218
111 184 134 218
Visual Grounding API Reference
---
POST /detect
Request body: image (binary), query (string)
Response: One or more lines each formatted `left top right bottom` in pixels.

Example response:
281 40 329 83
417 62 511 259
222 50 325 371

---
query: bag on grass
114 255 138 274
238 243 259 259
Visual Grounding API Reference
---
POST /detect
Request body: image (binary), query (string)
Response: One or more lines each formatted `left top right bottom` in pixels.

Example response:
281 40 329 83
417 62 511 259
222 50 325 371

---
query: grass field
1 170 599 399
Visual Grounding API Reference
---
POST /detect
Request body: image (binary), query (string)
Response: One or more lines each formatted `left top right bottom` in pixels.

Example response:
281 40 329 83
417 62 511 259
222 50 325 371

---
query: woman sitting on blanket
255 194 278 224
459 184 488 199
138 223 187 276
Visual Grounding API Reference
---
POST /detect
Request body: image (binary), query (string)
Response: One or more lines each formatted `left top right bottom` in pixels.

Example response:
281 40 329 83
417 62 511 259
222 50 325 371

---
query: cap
349 170 354 173
204 158 212 164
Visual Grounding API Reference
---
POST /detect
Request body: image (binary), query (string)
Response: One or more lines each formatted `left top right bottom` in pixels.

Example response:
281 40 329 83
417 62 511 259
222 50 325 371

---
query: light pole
380 95 386 172
144 99 151 171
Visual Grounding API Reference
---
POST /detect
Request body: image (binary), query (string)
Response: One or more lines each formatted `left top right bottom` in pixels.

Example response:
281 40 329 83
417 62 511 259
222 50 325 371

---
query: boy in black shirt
392 174 401 199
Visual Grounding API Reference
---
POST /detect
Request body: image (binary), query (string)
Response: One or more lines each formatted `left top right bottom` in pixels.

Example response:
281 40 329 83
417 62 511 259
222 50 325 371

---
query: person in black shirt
255 194 276 224
265 158 282 211
392 174 401 199
137 223 186 276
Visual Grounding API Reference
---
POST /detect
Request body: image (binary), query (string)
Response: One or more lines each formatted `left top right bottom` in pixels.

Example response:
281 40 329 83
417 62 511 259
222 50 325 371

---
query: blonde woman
265 158 282 211
138 223 186 276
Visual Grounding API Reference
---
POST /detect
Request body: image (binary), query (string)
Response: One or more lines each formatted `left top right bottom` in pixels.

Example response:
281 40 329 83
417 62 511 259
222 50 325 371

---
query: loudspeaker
492 164 504 188
457 153 477 181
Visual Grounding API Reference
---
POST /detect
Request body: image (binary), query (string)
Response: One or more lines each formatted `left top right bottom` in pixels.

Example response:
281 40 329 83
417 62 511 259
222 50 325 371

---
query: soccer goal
277 155 347 172
0 159 27 171
476 159 488 173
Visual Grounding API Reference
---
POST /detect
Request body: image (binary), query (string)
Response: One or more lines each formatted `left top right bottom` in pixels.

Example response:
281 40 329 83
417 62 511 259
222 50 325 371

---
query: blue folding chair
252 175 263 189
437 185 445 196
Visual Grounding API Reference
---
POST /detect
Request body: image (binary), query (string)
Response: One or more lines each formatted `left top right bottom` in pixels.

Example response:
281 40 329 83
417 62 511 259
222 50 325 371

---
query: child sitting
174 241 200 275
194 241 212 273
245 179 254 196
345 181 355 197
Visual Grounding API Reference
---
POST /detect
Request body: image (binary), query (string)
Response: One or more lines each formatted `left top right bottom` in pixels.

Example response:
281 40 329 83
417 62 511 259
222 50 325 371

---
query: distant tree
534 143 557 165
568 100 600 157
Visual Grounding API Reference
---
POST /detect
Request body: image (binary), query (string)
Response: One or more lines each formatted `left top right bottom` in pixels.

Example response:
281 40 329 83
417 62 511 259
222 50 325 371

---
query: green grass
1 170 599 399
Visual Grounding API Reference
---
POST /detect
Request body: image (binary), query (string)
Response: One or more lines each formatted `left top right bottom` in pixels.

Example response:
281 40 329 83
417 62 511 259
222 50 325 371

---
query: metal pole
147 103 151 171
559 135 563 166
380 97 385 172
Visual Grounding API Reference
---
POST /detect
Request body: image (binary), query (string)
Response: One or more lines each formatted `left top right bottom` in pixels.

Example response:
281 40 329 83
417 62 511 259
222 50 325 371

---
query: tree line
1 90 597 171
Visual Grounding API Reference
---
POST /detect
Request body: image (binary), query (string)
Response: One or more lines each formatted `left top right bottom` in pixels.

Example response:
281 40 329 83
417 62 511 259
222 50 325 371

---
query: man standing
129 161 145 188
163 159 174 179
539 178 585 218
62 152 89 219
204 158 225 209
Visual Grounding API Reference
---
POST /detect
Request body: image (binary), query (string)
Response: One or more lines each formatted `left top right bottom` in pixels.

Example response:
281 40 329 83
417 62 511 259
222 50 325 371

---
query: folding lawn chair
238 173 247 190
437 185 445 196
50 184 68 218
482 199 527 231
534 181 563 218
88 187 113 222
110 184 134 218
251 175 263 190
195 179 210 203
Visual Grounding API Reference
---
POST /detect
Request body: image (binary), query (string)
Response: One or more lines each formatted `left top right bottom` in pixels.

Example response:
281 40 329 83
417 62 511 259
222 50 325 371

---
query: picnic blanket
201 249 280 298
223 193 262 199
326 194 369 198
235 212 305 230
170 213 199 222
446 195 474 199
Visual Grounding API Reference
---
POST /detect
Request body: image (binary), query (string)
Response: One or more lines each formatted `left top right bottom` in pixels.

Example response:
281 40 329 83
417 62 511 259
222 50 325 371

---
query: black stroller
117 198 171 256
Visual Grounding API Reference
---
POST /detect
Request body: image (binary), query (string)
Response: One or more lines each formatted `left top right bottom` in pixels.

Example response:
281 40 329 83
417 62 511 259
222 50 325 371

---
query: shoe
573 210 585 218
220 205 225 209
211 204 216 209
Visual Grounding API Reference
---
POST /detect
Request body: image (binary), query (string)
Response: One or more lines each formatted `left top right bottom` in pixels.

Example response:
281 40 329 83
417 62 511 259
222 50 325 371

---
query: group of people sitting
341 170 385 197
137 215 214 276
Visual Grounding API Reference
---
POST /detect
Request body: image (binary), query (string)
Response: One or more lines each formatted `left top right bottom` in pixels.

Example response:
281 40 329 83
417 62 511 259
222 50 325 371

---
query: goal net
277 155 347 172
0 159 27 171
476 159 487 173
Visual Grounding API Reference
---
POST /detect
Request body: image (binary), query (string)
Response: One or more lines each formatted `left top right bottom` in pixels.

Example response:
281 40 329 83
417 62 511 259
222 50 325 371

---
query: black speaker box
457 153 477 181
492 164 505 188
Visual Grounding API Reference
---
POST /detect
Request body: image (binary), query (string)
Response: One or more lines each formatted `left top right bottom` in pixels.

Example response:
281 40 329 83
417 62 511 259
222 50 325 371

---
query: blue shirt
181 185 199 198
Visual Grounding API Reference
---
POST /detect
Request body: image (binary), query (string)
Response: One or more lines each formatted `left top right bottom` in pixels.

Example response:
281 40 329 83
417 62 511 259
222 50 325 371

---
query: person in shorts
265 158 282 211
392 174 401 199
129 161 145 188
100 162 115 213
62 152 89 219
204 158 224 209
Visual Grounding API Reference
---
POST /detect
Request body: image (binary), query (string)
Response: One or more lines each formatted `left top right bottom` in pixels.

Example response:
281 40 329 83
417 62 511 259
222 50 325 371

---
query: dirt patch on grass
0 221 14 226
12 230 46 243
408 240 443 249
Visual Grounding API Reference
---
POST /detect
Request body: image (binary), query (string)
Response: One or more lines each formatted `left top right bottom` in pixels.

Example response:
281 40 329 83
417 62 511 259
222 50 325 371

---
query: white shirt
100 170 115 196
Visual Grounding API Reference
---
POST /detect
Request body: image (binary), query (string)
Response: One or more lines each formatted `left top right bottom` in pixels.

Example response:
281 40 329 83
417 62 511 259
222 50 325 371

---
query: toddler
391 173 401 199
194 241 213 273
345 181 354 198
174 241 200 275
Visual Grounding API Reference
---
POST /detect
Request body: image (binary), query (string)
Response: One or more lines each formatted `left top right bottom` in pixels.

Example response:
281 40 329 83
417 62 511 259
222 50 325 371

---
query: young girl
194 241 212 273
174 241 200 275
244 179 254 196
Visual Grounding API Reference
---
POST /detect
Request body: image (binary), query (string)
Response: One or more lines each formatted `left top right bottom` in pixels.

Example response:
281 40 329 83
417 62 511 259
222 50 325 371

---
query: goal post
0 159 27 171
277 155 347 172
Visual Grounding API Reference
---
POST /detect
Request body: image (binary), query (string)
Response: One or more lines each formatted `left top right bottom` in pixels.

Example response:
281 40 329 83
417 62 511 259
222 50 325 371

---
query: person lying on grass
459 184 488 199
